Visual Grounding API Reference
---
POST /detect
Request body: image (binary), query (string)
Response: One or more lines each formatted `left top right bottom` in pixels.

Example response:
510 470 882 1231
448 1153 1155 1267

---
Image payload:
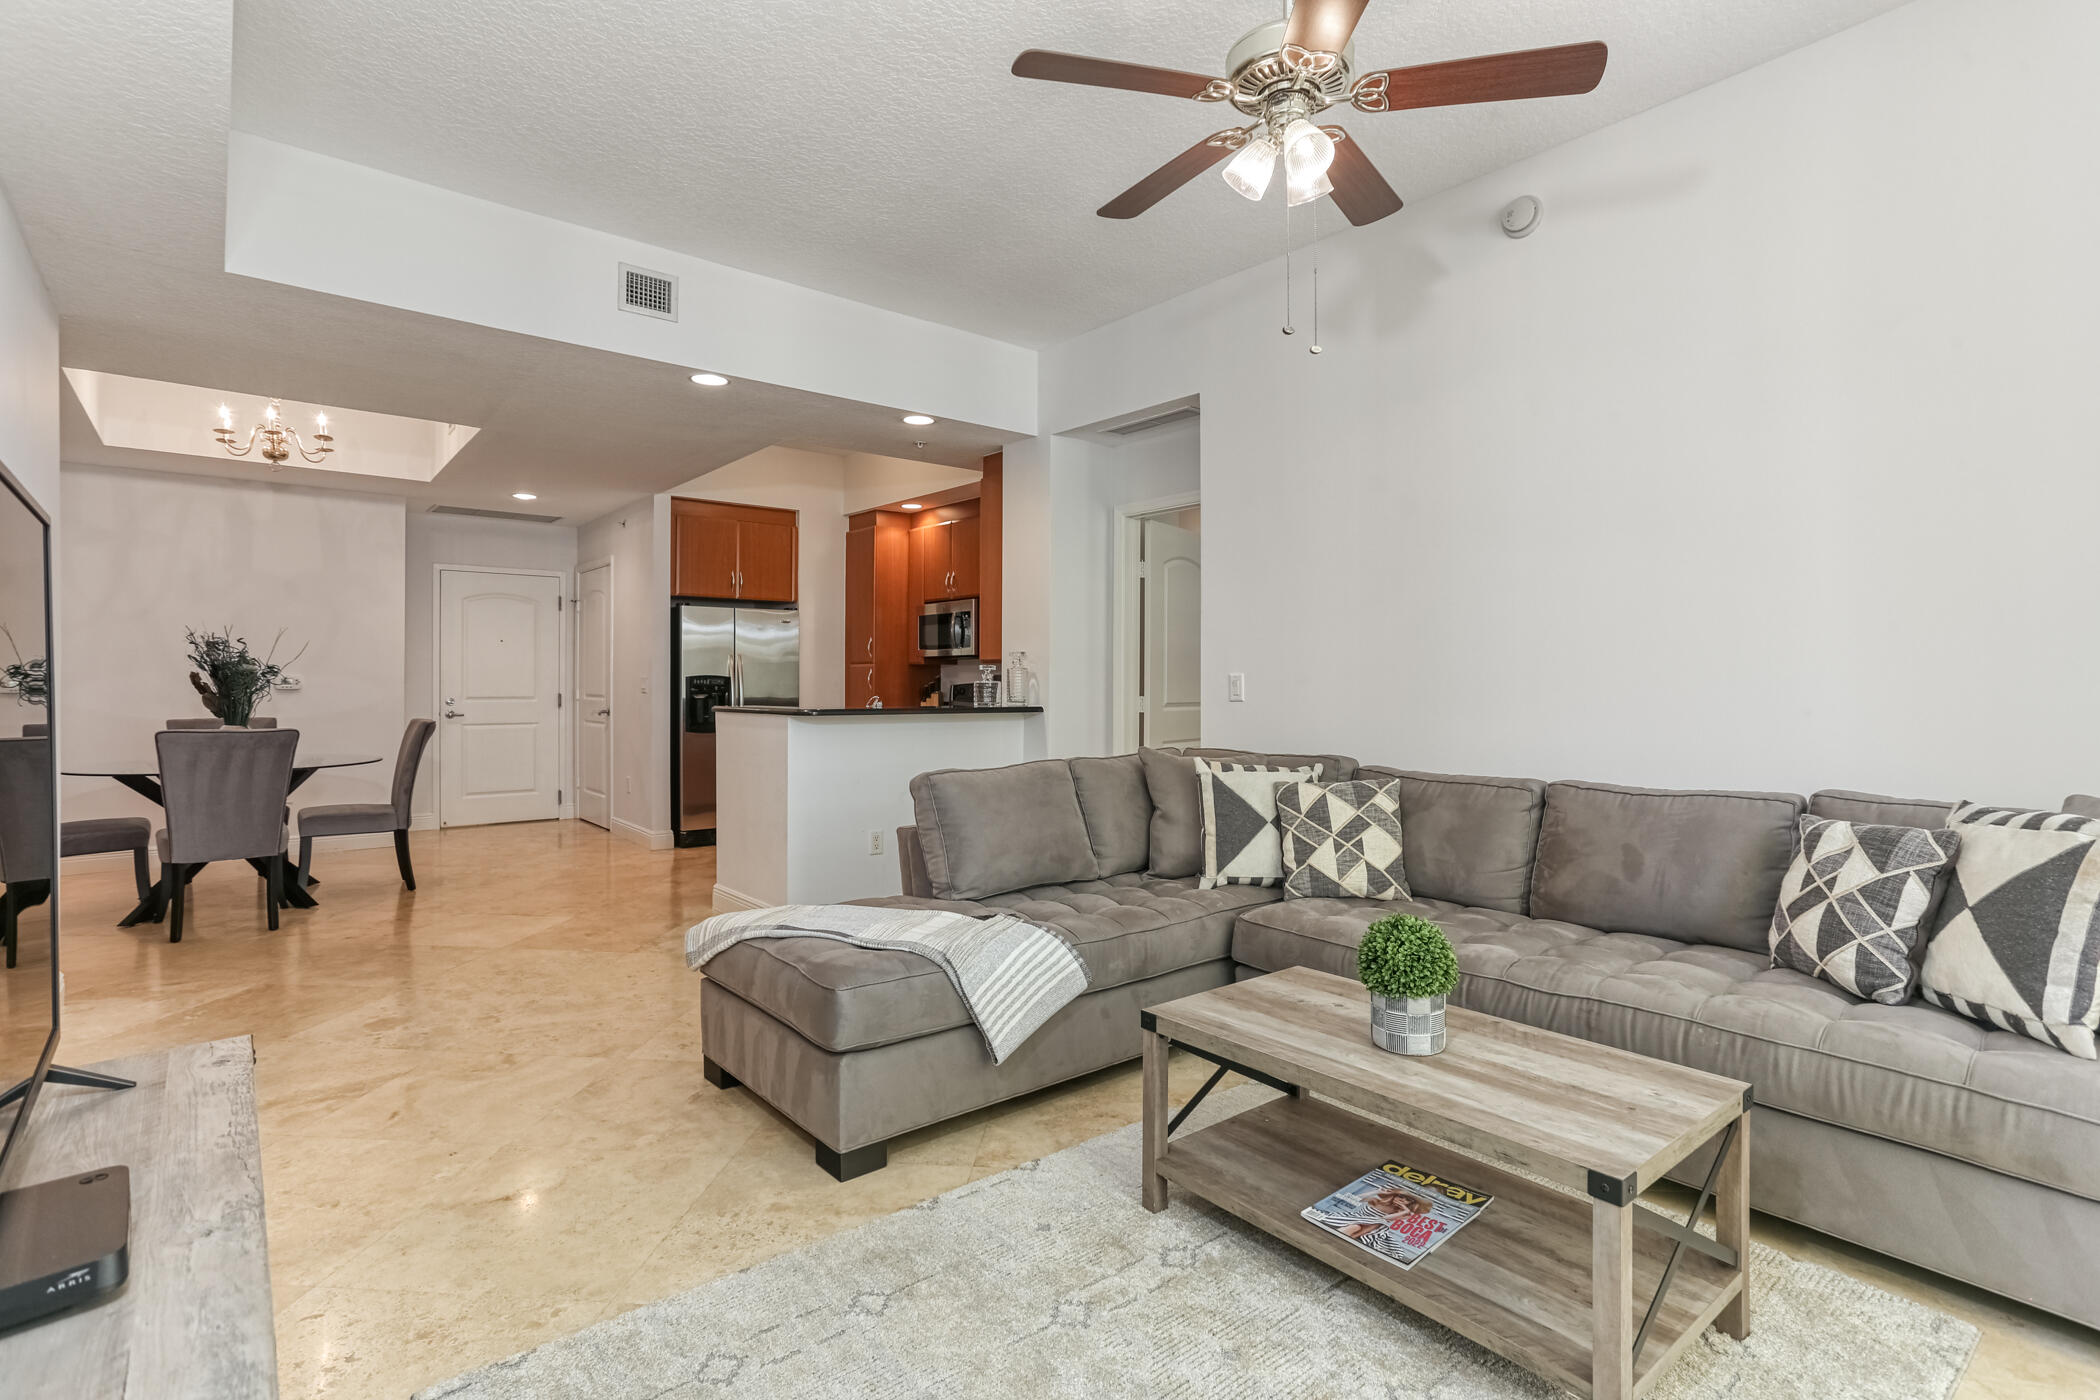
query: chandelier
214 399 335 469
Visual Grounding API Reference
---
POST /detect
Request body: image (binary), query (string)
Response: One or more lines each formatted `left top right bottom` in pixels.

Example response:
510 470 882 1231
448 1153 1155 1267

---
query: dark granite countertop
716 705 1044 717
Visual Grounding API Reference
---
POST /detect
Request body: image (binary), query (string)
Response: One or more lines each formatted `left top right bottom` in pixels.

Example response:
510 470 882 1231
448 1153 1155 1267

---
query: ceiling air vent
618 263 678 321
1106 404 1200 436
427 504 564 525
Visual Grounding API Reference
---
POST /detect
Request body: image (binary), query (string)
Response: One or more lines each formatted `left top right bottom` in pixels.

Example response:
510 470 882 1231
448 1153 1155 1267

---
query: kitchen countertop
716 705 1044 717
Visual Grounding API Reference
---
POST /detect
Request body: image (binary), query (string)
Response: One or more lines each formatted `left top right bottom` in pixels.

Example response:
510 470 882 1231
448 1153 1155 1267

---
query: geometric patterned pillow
1276 779 1412 902
1768 816 1961 1005
1197 760 1319 890
1919 803 2100 1057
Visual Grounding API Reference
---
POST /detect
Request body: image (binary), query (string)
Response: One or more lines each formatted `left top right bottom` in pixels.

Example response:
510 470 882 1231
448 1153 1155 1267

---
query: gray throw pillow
1138 747 1207 878
1769 816 1960 1005
1277 779 1411 901
1920 803 2100 1057
1198 761 1317 889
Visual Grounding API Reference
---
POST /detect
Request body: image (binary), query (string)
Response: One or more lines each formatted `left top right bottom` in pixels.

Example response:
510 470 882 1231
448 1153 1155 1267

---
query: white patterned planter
1369 993 1446 1055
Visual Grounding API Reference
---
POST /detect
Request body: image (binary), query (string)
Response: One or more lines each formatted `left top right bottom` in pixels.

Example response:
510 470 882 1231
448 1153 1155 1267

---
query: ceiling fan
1012 0 1607 227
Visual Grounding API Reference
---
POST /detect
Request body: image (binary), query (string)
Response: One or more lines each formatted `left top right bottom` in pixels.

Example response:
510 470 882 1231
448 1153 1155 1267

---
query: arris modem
0 1167 130 1331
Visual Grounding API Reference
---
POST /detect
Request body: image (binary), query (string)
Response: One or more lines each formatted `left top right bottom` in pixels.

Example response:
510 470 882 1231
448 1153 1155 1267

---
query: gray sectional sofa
698 748 2100 1330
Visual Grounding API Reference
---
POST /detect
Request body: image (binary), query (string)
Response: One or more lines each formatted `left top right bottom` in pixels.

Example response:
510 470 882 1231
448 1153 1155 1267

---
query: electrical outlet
1227 672 1246 703
625 776 634 794
869 829 884 856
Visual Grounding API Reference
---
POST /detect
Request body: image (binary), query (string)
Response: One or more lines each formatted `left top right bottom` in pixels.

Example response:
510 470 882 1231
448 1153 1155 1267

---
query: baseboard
611 817 675 851
410 812 439 831
708 884 770 913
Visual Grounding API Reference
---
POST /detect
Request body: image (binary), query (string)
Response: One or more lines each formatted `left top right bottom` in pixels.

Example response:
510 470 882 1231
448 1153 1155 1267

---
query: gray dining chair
295 719 435 892
27 718 157 904
0 736 55 969
154 727 299 941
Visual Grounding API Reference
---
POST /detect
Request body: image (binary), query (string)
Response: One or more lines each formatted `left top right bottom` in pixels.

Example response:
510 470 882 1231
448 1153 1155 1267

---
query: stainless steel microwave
918 597 978 658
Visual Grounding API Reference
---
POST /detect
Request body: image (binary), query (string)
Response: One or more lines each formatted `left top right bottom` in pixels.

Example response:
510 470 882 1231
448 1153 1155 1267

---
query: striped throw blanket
686 904 1089 1064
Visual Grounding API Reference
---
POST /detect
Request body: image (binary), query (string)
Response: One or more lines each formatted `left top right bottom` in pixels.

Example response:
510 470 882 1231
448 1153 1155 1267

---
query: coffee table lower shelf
1158 1094 1741 1400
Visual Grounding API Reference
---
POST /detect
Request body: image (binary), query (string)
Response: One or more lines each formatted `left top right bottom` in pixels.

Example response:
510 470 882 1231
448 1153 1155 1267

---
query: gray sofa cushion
1069 754 1151 877
1140 748 1206 879
705 875 1278 1052
1230 896 2100 1202
1357 768 1545 914
2065 794 2100 820
1528 780 1804 953
911 760 1098 900
1142 747 1353 879
1809 789 1956 829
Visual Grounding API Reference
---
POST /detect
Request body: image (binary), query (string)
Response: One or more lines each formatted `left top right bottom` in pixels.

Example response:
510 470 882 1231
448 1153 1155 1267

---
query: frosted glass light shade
1222 134 1278 201
1287 168 1332 207
1282 119 1335 182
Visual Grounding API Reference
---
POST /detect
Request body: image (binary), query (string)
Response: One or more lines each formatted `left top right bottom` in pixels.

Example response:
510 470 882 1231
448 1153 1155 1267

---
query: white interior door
575 561 612 829
439 569 563 827
1141 519 1202 748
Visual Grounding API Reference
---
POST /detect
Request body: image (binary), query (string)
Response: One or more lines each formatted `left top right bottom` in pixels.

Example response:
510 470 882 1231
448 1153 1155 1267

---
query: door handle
444 709 465 719
596 708 610 717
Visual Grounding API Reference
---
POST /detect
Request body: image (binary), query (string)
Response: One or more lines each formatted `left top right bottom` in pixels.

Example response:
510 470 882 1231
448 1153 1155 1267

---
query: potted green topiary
1357 914 1460 1055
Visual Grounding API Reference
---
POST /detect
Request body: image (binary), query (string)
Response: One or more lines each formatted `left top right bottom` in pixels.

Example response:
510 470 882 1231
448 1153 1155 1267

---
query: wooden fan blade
1098 133 1242 219
1283 0 1371 58
1354 42 1608 112
1323 130 1403 226
1012 50 1226 101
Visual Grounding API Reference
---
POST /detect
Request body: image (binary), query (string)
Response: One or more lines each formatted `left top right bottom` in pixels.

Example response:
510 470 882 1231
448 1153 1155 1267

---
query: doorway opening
1114 497 1201 753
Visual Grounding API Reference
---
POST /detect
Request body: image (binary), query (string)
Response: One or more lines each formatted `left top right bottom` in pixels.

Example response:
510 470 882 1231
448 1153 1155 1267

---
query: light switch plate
1227 672 1246 703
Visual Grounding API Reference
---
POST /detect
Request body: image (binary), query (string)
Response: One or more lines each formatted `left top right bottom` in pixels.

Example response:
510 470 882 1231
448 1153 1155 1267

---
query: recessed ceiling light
691 372 730 387
901 413 936 426
900 502 925 511
511 491 538 501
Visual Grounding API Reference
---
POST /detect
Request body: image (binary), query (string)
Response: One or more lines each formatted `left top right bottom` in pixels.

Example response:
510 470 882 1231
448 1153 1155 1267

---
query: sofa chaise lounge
698 748 2100 1331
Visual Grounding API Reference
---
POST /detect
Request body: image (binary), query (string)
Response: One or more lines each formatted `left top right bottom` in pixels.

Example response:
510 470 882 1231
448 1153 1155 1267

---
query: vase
1369 993 1447 1055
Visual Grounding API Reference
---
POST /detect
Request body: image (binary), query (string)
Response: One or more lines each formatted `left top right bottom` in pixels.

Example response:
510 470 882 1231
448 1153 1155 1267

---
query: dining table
64 751 382 926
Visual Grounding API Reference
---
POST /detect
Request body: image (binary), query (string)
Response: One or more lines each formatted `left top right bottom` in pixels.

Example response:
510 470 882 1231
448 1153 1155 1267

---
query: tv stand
0 1037 274 1397
0 1063 135 1111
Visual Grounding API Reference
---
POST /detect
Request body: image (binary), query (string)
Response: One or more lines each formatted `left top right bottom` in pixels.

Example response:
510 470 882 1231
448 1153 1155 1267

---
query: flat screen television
0 460 59 1168
0 461 132 1332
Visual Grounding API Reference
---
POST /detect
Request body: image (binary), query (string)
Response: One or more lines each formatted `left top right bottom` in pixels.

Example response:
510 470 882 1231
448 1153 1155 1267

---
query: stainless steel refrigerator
674 602 799 847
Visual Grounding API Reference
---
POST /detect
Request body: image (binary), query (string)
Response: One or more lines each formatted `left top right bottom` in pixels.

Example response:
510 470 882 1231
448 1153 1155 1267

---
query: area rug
419 1089 1977 1399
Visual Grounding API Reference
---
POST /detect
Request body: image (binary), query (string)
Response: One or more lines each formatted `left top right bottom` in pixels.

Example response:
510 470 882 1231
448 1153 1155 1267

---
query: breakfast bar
710 705 1044 909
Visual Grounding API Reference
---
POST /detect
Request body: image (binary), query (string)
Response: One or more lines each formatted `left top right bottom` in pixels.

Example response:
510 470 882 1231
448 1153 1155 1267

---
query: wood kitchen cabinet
909 511 982 603
672 498 797 602
845 511 912 706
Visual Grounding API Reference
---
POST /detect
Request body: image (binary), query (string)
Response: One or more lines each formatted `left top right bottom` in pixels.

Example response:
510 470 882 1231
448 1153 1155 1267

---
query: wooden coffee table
1140 967 1751 1400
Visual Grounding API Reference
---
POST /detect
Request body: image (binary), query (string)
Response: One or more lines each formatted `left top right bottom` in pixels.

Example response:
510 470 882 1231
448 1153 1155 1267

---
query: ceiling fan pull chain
1310 201 1322 355
1281 193 1295 336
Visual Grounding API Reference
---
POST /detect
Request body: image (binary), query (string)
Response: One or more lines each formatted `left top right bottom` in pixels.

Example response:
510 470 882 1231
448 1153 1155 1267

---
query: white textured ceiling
0 0 1911 517
0 1 1007 522
236 0 1912 345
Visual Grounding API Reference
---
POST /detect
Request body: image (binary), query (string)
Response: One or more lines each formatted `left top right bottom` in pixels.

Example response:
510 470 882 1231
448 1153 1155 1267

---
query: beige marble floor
7 820 2097 1398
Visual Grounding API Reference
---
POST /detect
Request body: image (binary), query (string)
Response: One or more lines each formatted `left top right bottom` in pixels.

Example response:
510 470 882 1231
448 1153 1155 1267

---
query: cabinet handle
866 637 874 658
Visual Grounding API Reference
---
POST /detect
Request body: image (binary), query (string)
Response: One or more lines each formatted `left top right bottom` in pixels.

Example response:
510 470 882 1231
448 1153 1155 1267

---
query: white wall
1033 0 2100 810
224 135 1037 436
58 466 407 826
404 509 577 823
578 497 666 843
0 182 57 514
1001 421 1199 759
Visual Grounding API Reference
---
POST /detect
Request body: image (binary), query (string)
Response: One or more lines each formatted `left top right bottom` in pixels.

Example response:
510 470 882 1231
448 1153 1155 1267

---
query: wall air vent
619 263 678 321
1106 405 1200 436
427 504 564 524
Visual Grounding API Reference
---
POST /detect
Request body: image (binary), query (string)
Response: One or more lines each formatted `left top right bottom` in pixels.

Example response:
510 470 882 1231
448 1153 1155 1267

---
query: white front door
438 569 563 827
575 561 612 830
1141 519 1202 748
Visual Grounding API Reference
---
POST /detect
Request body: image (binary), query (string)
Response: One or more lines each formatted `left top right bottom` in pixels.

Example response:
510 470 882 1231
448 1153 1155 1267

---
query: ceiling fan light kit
1011 0 1606 228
